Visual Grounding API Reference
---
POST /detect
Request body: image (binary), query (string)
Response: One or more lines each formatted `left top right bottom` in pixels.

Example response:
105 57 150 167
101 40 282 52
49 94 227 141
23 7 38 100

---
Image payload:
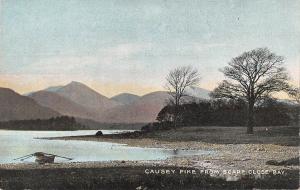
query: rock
95 131 103 136
242 158 251 161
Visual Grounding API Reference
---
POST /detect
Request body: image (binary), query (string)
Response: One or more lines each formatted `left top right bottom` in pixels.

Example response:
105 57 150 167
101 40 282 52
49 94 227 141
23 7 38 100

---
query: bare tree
165 66 200 127
211 48 290 134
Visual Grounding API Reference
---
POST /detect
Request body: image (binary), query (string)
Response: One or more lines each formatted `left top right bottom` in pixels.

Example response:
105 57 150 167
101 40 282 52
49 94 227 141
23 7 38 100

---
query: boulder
95 131 103 136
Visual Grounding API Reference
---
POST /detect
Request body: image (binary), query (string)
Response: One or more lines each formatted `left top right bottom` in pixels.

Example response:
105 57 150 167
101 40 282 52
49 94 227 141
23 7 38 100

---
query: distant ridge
101 91 170 123
111 93 140 105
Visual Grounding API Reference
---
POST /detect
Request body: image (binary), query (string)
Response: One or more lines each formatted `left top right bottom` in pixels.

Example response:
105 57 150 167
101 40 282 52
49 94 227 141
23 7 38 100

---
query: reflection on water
0 130 214 164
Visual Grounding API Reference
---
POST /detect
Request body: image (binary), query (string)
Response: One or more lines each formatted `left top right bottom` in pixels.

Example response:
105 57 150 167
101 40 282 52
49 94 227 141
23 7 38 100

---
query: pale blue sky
0 0 299 96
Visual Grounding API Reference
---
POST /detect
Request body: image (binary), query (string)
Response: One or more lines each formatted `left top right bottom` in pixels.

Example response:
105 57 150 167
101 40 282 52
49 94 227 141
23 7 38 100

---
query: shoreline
43 133 299 174
1 126 299 189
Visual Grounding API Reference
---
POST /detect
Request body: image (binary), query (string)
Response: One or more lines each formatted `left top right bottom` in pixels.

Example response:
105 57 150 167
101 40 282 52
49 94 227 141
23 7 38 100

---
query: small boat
33 152 56 164
13 152 72 164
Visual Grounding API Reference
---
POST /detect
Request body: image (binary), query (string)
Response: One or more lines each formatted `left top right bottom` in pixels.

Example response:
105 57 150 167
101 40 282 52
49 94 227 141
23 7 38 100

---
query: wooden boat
13 152 72 164
33 152 56 164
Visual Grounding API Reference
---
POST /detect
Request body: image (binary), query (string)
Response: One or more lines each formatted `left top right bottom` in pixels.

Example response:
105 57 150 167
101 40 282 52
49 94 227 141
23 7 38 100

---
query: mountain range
0 81 210 124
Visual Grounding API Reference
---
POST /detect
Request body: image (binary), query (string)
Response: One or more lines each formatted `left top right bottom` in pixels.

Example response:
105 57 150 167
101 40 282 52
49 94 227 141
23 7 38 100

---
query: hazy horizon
0 0 299 97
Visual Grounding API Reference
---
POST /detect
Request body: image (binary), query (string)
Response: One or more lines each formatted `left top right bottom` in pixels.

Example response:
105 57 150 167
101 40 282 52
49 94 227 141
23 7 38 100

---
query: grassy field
140 126 299 146
92 126 299 147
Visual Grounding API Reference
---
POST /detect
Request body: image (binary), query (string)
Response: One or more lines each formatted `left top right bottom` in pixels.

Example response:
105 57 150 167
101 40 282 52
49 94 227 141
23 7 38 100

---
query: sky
0 0 299 97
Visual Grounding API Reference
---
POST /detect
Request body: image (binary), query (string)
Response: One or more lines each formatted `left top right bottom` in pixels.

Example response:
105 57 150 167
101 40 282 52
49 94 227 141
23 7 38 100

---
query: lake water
0 130 214 164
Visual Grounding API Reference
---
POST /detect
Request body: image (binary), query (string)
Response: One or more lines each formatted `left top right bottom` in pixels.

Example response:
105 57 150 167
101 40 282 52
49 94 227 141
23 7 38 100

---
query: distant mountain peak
68 81 85 86
52 81 122 112
63 81 93 90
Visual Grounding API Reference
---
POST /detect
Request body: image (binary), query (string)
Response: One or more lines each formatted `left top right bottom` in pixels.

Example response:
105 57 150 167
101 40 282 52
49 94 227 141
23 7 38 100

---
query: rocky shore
45 126 299 174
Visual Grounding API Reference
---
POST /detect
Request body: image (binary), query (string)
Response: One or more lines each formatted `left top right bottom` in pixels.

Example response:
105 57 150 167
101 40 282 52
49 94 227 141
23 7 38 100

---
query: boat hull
35 155 55 164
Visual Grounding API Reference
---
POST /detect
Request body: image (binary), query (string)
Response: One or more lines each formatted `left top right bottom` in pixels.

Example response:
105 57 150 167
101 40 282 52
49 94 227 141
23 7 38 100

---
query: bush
141 122 173 132
156 99 295 127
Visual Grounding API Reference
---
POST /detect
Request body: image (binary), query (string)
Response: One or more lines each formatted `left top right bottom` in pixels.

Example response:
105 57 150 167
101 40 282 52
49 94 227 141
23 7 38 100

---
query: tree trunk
173 97 180 128
247 101 254 134
174 105 178 128
296 105 300 127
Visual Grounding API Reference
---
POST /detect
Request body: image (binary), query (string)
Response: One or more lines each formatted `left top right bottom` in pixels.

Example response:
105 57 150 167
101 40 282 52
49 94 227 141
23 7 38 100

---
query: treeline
0 116 87 130
156 98 299 127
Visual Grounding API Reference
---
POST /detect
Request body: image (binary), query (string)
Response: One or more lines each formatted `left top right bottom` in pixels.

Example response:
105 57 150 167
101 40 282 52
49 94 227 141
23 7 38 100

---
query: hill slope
0 88 60 121
29 91 95 119
101 91 170 123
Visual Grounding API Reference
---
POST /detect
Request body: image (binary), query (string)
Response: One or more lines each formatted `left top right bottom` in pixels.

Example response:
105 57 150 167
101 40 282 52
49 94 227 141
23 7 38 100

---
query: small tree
165 66 200 127
211 48 290 134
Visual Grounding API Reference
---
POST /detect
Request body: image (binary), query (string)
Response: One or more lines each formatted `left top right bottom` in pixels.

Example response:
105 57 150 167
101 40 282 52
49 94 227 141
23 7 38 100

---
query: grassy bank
140 126 299 146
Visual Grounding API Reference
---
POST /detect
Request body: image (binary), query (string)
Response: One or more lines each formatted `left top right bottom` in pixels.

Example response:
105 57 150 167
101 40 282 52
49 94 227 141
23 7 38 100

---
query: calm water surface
0 130 214 164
